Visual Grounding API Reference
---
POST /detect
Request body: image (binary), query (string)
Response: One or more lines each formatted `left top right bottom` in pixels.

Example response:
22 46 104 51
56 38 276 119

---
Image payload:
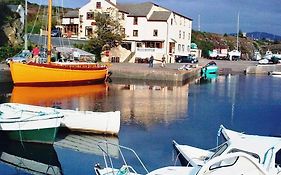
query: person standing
32 45 40 63
73 49 80 61
149 55 154 68
161 55 166 68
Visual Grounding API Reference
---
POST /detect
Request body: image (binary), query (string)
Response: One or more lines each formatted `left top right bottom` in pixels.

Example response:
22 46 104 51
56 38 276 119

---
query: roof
117 2 192 20
148 11 171 21
7 5 21 12
117 2 153 17
63 10 79 18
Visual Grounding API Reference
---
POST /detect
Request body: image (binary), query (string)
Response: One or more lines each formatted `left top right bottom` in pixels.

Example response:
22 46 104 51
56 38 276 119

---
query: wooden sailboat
9 0 108 86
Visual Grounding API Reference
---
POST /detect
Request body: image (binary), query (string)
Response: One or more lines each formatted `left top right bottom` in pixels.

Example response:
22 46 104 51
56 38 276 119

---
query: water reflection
104 83 190 126
11 84 108 110
10 81 192 126
0 138 62 175
55 131 119 158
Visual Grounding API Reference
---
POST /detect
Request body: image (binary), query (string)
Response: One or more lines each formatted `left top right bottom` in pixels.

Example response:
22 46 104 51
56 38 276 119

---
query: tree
87 12 125 61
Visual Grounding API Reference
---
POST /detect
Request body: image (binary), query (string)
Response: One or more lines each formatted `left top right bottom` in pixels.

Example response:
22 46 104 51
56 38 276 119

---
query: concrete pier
109 63 201 85
246 64 281 74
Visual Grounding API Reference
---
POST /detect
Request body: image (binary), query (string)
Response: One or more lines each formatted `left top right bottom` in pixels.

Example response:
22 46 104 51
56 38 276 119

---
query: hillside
192 30 281 60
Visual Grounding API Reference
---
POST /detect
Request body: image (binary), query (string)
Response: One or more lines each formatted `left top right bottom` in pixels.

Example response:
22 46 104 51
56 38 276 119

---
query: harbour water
0 74 280 174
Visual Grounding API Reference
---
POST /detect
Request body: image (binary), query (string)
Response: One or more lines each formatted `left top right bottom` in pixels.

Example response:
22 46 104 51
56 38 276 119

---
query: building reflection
11 84 108 111
10 82 191 126
104 83 190 126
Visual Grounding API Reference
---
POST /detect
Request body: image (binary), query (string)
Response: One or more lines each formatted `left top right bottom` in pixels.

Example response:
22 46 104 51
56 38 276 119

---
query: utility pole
198 14 201 32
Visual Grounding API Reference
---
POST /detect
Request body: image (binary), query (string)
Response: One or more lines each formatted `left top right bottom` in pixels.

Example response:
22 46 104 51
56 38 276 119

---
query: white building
74 0 192 63
61 10 79 38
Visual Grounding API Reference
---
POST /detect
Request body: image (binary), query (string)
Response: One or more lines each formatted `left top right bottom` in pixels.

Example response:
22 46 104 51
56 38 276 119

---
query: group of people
148 55 166 68
29 45 81 63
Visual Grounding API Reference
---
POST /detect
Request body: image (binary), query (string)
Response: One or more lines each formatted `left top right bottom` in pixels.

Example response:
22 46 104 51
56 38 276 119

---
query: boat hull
0 103 63 144
201 66 218 75
10 62 108 86
59 109 120 135
4 127 59 144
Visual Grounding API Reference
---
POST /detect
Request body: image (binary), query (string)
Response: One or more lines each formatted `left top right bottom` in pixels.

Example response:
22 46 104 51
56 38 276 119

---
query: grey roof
117 2 153 17
148 11 171 21
63 10 79 18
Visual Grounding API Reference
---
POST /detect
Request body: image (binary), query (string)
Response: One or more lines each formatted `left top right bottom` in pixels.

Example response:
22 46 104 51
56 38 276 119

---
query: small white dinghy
0 103 63 144
57 109 120 135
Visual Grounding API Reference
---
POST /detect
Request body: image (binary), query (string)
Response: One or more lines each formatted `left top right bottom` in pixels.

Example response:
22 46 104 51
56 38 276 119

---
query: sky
27 0 281 36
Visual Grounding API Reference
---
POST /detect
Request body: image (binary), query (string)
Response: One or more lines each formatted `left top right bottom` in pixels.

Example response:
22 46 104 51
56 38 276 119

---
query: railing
136 48 164 54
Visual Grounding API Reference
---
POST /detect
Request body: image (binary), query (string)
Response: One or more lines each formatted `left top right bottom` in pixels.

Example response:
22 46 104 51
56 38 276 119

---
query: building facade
63 0 192 63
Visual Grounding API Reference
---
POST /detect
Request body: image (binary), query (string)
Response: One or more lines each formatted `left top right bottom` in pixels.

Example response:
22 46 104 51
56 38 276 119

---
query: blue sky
28 0 281 36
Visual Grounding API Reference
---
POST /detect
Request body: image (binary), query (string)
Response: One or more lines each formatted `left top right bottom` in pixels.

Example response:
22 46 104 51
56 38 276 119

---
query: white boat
57 109 120 135
269 71 281 78
173 125 281 174
94 143 274 175
253 51 262 61
228 49 241 61
0 103 63 144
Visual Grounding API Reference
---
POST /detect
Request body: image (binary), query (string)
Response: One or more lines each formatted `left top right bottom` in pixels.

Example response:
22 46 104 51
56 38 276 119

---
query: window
133 17 138 25
96 2 101 9
171 18 173 25
87 12 94 20
179 30 181 39
182 45 185 52
183 31 185 39
121 13 125 20
178 44 181 52
133 30 138 37
153 29 158 37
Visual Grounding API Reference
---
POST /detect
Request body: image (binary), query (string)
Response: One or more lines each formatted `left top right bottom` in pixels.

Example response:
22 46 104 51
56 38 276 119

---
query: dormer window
96 2 101 9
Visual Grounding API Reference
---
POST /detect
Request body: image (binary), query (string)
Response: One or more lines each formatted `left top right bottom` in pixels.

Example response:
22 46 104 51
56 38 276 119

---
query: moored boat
10 61 109 86
0 103 63 144
94 143 273 175
58 109 120 135
9 0 109 86
173 125 281 174
201 61 218 75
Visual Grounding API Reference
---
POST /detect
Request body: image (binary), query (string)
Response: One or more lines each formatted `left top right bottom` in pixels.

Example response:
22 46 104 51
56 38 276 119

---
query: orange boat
10 62 108 86
9 0 108 86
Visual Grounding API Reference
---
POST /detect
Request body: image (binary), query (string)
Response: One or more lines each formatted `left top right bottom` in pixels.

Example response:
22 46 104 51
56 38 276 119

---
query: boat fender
117 165 129 175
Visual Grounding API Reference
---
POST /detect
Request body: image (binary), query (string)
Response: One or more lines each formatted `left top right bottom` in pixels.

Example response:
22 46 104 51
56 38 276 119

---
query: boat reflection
196 73 218 84
55 131 119 158
11 84 108 110
0 138 62 175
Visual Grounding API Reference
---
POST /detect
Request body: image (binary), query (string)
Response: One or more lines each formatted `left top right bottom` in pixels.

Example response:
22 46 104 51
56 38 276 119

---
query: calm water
0 74 280 174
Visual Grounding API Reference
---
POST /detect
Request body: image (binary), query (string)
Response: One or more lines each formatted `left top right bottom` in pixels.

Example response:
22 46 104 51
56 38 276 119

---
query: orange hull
10 62 108 86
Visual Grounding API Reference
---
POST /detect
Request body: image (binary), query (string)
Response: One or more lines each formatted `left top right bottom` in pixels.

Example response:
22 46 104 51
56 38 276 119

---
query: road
28 34 88 47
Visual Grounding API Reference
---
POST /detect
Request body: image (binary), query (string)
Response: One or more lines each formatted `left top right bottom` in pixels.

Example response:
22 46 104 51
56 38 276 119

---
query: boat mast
47 0 52 63
236 11 239 51
24 0 28 50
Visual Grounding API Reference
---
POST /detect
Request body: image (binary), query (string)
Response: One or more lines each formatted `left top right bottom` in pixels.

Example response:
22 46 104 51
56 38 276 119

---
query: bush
0 45 22 63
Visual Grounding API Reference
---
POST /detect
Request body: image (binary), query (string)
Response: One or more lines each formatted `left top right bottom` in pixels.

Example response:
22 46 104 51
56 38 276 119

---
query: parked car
175 55 198 63
5 50 31 66
51 29 62 37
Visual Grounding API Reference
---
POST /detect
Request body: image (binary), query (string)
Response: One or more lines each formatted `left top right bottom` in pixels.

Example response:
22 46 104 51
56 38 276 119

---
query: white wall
79 0 118 39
